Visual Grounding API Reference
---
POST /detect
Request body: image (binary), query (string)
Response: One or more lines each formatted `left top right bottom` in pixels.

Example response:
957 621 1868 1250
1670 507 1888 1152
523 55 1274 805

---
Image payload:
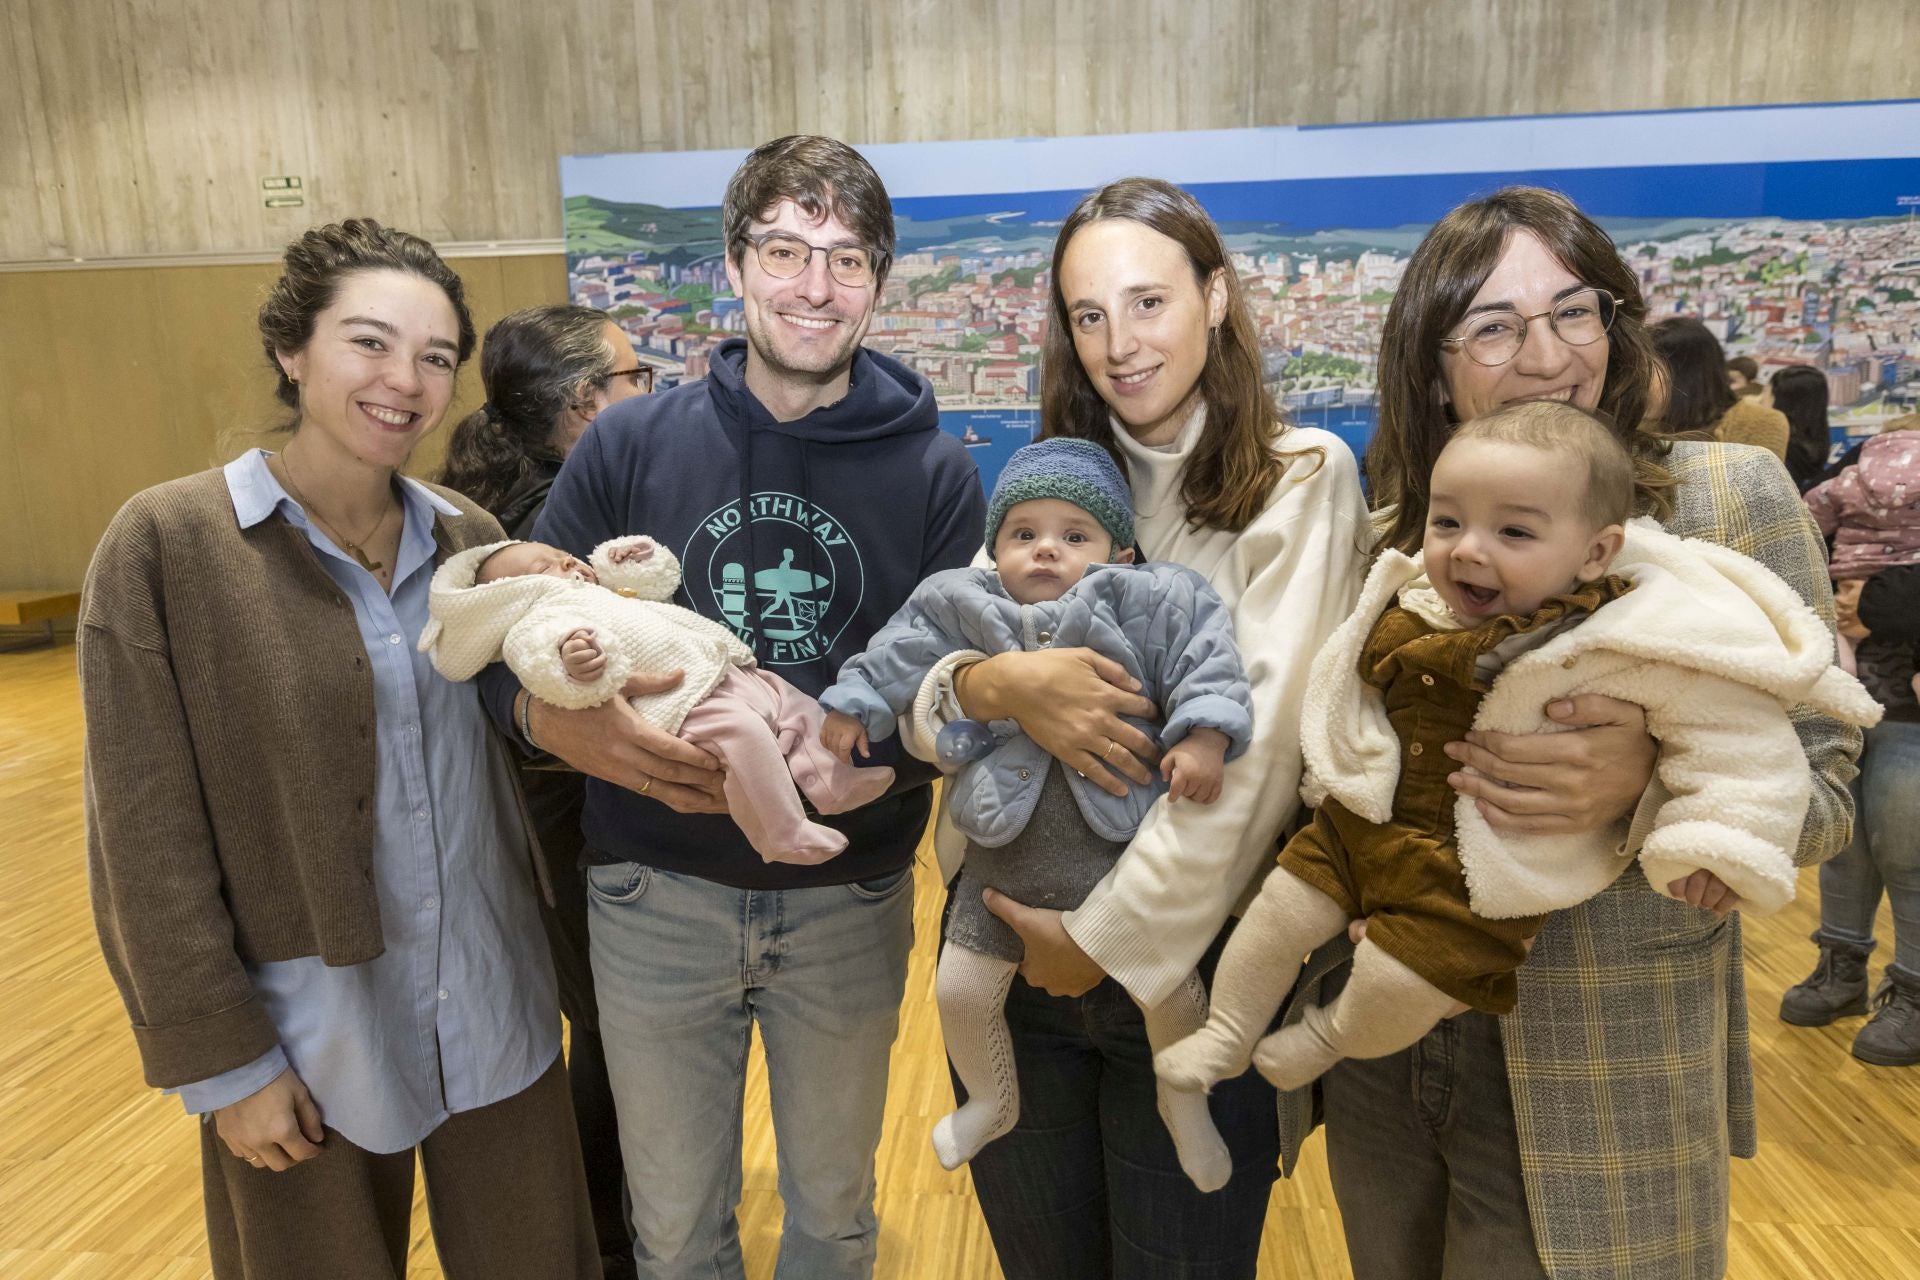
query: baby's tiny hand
608 539 654 565
1160 727 1228 804
561 629 606 682
820 710 871 764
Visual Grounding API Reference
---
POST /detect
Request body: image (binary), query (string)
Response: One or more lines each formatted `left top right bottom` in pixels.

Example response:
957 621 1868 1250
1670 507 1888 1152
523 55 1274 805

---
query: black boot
1852 968 1920 1067
1778 933 1872 1027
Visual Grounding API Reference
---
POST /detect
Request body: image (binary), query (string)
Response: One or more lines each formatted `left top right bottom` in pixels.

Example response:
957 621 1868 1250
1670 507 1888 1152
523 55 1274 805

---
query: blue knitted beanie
985 437 1135 558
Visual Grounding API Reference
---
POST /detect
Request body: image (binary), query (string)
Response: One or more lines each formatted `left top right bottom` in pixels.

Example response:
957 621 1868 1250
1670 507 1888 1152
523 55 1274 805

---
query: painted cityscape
564 123 1920 490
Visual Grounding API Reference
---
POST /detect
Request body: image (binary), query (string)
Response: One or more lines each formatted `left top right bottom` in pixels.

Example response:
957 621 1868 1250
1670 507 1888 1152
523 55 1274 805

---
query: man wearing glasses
483 135 983 1278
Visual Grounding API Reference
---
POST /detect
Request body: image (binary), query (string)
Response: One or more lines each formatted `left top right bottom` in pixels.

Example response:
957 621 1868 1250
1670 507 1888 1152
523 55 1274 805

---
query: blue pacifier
935 718 997 767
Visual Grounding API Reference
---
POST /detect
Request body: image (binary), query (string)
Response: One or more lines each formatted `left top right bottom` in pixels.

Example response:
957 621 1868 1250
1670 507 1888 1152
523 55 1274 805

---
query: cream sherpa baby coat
420 535 755 734
1300 518 1883 919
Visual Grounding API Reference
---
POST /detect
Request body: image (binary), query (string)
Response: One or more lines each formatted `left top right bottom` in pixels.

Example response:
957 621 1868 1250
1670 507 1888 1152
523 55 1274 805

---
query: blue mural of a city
564 131 1920 491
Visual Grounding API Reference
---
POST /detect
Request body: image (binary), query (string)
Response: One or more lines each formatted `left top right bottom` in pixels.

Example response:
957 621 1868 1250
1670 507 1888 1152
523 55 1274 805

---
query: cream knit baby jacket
420 535 755 733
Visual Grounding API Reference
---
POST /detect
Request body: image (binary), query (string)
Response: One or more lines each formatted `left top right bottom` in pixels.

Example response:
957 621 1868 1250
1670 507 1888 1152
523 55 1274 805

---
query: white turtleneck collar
1109 402 1207 521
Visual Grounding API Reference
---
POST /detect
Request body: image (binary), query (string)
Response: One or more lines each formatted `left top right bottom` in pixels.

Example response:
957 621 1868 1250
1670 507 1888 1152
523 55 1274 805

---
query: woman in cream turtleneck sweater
908 178 1371 1279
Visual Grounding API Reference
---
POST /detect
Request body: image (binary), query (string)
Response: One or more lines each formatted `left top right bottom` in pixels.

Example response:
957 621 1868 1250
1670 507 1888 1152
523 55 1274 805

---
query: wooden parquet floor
3 639 1916 1278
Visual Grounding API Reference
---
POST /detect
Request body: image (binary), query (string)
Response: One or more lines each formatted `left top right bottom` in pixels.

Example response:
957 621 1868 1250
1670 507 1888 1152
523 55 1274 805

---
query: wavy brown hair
1368 187 1674 554
1039 178 1311 534
723 135 896 287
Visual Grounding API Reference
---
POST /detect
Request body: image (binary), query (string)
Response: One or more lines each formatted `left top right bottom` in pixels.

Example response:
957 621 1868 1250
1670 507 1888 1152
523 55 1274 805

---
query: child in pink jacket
1805 418 1920 583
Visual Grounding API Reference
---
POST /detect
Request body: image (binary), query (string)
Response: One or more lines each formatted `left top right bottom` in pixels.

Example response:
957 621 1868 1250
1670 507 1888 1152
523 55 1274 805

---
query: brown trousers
200 1056 601 1279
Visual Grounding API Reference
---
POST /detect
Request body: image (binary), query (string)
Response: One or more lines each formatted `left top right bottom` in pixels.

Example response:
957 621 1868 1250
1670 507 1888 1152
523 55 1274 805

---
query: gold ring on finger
639 776 653 796
1103 739 1118 762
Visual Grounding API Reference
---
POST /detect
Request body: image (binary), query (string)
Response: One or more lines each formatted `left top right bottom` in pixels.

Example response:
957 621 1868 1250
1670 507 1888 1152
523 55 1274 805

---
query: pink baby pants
677 666 895 864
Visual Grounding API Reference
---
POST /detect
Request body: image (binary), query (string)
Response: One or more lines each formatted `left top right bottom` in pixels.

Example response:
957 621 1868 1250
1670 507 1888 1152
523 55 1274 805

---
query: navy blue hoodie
481 338 985 888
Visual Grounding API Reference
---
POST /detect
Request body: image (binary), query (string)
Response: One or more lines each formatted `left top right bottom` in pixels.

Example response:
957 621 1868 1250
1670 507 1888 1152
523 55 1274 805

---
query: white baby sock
1251 937 1459 1090
931 943 1022 1170
1155 871 1348 1093
1141 973 1236 1193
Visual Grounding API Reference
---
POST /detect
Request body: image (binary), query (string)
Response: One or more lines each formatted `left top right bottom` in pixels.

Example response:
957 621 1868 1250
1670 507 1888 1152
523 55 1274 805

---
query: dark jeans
948 894 1281 1280
526 765 635 1279
1321 975 1547 1280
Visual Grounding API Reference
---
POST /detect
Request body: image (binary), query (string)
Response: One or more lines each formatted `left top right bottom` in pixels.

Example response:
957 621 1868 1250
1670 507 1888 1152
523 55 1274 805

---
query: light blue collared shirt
171 451 559 1154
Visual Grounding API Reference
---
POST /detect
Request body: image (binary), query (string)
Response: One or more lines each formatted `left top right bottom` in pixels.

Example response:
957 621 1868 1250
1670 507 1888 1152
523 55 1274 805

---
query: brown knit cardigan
79 467 542 1088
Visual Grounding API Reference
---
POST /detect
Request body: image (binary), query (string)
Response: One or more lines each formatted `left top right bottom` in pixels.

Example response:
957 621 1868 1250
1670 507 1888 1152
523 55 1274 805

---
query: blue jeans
954 914 1281 1280
1817 719 1920 977
587 860 915 1280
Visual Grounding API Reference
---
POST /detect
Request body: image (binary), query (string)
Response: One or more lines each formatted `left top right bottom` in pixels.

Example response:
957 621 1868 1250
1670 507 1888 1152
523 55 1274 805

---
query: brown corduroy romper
1278 577 1633 1013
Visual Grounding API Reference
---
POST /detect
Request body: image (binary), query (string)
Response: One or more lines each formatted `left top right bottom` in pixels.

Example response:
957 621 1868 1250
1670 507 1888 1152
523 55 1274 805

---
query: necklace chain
275 451 395 575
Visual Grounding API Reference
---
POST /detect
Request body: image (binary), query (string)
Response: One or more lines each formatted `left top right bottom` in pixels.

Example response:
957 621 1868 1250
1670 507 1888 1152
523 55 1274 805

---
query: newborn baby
420 535 894 864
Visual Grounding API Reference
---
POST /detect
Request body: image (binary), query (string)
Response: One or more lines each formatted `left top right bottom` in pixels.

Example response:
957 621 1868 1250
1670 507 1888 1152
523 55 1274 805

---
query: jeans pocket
847 863 914 902
585 861 653 906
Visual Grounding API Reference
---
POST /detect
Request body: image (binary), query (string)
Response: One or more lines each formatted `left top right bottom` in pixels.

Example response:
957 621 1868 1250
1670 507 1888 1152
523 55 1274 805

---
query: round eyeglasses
1439 288 1619 367
741 232 878 288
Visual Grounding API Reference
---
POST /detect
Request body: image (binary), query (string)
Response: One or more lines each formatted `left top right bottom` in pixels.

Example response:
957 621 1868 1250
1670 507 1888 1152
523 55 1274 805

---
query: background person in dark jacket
1652 315 1791 460
439 305 649 536
438 303 650 1279
1771 364 1835 492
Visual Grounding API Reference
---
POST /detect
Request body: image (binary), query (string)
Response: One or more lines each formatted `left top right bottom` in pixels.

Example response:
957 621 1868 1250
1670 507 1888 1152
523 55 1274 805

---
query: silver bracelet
517 691 540 751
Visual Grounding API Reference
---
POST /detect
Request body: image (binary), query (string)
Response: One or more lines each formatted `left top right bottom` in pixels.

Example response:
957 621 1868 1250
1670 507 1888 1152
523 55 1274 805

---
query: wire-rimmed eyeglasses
1439 288 1620 367
740 231 879 288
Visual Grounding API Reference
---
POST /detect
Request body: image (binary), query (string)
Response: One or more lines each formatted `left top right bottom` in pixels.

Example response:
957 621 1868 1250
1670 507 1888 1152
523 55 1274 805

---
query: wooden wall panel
5 0 1918 262
0 254 567 591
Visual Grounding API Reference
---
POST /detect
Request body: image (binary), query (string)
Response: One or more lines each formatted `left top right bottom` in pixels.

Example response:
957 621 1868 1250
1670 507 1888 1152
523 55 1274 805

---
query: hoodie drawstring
734 415 762 663
801 440 825 681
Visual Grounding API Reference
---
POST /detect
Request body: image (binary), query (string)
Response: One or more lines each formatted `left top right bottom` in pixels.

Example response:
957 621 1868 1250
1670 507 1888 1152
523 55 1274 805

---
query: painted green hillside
565 196 727 261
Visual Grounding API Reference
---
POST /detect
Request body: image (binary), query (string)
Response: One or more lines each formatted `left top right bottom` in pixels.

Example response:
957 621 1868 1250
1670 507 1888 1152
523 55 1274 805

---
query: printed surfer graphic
719 549 831 640
687 492 866 666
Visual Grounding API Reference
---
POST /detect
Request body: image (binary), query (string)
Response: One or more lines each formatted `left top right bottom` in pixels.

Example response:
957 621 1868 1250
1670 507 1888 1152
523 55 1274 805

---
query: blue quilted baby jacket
820 561 1253 847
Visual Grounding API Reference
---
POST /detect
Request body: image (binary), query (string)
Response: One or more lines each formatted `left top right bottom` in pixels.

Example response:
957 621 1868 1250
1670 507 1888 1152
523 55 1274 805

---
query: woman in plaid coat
1277 188 1863 1280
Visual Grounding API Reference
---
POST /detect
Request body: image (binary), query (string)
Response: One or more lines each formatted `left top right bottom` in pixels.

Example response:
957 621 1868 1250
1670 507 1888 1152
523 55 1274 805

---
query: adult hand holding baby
523 669 730 814
982 890 1108 997
1443 693 1658 835
954 647 1161 797
1441 694 1743 916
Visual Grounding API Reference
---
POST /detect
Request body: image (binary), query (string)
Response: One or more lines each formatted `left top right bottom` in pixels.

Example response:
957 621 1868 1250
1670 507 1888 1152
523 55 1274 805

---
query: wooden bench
0 589 81 650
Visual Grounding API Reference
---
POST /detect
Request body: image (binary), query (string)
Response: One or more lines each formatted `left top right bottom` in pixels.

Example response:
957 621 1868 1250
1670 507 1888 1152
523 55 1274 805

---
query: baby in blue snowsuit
820 438 1253 1191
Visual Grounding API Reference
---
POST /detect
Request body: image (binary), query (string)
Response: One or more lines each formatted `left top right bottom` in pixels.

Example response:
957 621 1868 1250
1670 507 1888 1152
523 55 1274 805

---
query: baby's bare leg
1139 974 1234 1192
1154 870 1348 1093
931 942 1021 1171
1250 936 1458 1091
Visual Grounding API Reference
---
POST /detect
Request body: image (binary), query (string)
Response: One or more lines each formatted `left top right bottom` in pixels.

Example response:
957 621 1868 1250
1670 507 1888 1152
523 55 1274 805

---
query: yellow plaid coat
1277 441 1863 1280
